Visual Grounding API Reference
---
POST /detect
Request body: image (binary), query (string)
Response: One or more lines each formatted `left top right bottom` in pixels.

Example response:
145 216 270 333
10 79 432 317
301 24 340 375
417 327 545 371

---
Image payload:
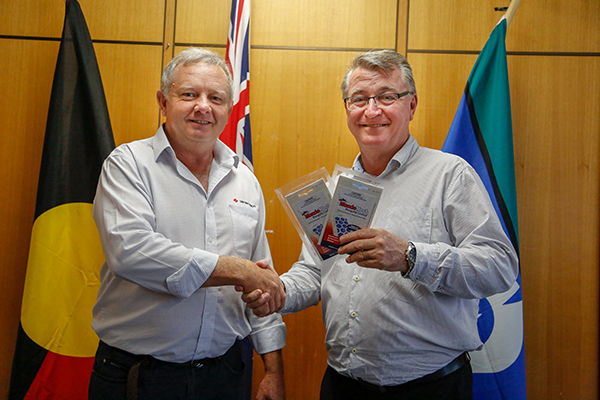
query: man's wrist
402 241 416 278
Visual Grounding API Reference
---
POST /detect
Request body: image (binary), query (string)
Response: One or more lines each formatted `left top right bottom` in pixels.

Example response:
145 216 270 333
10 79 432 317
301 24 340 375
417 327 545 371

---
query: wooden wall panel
409 0 500 51
409 0 600 53
175 0 230 45
176 0 397 49
0 0 165 42
0 2 65 37
510 55 600 399
0 38 59 395
252 0 397 49
395 0 409 55
407 52 478 149
79 0 165 42
507 0 600 53
94 43 164 145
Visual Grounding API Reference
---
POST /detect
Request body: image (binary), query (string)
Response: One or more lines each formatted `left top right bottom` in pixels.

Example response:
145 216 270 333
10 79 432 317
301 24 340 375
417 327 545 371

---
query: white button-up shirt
92 126 286 362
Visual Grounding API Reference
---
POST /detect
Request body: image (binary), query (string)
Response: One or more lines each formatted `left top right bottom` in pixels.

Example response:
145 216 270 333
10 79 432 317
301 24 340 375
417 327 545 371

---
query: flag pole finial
503 0 522 28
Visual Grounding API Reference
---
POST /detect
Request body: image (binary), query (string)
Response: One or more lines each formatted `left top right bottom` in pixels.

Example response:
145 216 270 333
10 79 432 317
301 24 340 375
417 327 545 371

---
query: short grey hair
160 47 233 99
341 49 416 98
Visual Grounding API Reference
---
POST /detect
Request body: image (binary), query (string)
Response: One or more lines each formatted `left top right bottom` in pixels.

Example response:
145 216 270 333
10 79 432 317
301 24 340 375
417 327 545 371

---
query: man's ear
157 90 167 117
409 93 418 121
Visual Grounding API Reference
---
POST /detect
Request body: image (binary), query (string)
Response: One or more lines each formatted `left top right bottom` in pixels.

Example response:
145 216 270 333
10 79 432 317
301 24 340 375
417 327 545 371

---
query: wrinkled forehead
172 63 231 92
174 62 232 95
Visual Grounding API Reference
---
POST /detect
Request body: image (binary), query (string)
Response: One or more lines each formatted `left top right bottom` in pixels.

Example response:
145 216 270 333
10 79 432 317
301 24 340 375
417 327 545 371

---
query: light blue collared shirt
281 135 517 385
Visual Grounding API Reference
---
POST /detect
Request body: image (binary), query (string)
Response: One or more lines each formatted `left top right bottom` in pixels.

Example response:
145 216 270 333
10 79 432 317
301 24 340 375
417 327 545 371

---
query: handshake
234 259 285 317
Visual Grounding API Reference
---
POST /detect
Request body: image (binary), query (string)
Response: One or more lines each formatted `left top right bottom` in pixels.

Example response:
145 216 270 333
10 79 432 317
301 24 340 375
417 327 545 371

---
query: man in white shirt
89 48 286 400
244 50 518 400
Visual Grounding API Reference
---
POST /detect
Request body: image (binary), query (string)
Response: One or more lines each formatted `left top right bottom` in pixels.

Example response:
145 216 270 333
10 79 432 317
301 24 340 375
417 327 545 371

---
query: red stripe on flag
25 352 94 399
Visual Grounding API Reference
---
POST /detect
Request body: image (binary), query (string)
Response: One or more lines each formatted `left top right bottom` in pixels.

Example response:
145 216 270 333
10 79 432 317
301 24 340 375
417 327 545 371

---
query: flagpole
503 0 522 28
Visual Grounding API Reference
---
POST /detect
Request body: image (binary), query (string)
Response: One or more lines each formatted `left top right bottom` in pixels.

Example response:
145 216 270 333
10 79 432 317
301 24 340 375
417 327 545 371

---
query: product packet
275 168 338 262
319 165 384 251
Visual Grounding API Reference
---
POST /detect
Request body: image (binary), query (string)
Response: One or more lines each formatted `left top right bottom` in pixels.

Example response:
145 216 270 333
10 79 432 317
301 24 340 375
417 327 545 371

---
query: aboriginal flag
9 0 114 398
442 18 526 400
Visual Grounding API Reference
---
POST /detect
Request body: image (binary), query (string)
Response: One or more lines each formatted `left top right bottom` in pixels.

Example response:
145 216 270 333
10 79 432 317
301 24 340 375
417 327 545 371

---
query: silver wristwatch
403 242 416 277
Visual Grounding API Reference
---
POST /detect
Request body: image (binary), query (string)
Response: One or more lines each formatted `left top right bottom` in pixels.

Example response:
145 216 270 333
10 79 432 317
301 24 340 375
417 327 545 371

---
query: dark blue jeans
88 341 246 400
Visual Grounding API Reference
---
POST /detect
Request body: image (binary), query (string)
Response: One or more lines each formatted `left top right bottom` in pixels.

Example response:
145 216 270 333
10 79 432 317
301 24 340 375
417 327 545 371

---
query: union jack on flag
221 0 253 170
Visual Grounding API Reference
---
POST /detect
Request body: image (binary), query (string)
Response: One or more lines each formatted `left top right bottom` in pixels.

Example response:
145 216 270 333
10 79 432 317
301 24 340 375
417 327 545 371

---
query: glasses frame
344 91 411 110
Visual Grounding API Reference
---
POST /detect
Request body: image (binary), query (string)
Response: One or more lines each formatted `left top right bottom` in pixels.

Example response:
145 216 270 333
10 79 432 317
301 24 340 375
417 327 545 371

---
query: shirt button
207 237 214 243
350 311 357 318
353 275 360 282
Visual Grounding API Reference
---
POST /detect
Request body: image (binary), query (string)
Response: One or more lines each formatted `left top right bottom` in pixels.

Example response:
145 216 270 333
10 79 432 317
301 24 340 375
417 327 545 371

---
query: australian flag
221 0 253 170
442 18 526 400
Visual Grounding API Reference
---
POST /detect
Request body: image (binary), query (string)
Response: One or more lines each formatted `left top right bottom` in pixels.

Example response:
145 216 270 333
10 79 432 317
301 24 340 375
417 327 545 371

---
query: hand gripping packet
275 168 338 261
319 167 383 251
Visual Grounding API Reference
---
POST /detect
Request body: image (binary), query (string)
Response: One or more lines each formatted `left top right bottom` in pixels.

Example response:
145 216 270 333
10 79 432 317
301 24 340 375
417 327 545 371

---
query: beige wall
1 0 599 399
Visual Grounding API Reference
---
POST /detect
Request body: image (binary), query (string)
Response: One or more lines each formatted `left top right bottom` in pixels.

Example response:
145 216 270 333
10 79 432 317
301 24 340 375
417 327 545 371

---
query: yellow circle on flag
21 203 103 357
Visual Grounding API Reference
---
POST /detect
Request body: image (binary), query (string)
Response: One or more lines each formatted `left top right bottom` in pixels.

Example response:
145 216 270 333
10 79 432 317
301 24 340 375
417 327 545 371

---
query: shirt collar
152 124 240 169
352 135 420 177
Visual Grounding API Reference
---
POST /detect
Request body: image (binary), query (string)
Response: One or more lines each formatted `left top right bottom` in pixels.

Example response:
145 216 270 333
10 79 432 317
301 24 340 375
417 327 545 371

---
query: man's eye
211 96 224 104
351 97 367 105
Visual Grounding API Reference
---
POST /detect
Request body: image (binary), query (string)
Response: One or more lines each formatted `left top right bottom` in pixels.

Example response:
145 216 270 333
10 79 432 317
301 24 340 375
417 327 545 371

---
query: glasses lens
376 93 399 106
348 97 367 109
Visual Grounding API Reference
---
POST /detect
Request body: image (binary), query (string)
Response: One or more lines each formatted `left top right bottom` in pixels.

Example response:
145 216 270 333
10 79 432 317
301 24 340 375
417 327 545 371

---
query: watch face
407 244 416 265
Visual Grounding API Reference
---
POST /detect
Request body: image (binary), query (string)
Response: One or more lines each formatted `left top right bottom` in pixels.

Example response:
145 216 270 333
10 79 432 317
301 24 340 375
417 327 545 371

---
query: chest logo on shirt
233 198 257 209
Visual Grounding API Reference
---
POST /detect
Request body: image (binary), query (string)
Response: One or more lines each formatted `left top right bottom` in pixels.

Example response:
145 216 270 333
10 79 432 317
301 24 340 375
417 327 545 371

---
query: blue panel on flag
442 93 509 238
473 343 526 400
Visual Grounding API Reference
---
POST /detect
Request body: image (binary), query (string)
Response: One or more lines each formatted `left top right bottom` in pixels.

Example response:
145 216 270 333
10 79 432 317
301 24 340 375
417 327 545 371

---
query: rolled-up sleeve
94 146 219 297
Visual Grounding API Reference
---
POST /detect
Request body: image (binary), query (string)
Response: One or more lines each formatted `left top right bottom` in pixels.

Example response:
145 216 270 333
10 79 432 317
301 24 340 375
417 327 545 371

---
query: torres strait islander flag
221 0 253 170
442 18 526 400
9 0 114 398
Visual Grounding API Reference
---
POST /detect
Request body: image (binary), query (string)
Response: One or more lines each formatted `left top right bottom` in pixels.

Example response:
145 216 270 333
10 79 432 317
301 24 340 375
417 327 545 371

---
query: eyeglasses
344 91 411 110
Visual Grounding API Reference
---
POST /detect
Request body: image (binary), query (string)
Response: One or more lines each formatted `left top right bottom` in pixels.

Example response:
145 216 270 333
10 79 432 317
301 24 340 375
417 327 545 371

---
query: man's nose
364 98 382 116
194 96 211 112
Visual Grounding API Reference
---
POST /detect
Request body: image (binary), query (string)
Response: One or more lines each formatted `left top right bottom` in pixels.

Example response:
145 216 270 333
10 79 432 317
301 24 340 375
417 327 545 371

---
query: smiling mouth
190 119 211 125
361 124 388 127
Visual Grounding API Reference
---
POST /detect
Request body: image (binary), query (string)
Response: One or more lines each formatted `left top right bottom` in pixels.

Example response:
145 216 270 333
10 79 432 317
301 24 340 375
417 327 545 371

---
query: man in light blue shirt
245 50 518 400
89 48 286 400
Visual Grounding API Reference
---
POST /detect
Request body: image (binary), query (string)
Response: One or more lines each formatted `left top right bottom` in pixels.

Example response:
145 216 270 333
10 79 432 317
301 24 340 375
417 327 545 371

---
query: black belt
357 352 471 393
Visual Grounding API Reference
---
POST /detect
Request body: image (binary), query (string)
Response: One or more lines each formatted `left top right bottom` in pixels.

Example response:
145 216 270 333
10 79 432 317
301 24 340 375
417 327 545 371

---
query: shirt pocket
228 204 260 259
377 205 433 243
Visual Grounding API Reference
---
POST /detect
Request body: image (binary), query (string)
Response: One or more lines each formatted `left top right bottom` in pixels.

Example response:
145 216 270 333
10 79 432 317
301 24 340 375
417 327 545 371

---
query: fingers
266 280 286 314
338 228 378 255
256 259 271 269
242 288 265 303
339 228 376 246
252 302 276 318
247 292 277 317
344 248 372 266
240 288 278 317
338 229 407 272
242 262 286 317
